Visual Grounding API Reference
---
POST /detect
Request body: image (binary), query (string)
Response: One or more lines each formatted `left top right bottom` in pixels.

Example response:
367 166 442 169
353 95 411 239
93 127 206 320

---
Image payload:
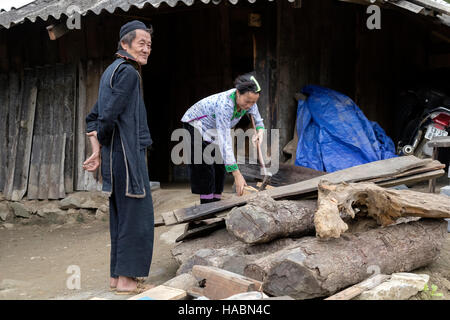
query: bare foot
110 277 118 289
116 276 137 291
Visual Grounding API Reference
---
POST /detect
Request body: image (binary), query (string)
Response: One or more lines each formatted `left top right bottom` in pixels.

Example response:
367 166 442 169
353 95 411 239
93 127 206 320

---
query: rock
36 208 67 218
95 209 106 220
98 204 109 213
223 291 269 300
9 202 32 218
0 203 12 221
162 273 198 291
358 273 429 300
95 205 109 220
391 273 430 289
59 191 108 210
3 223 14 229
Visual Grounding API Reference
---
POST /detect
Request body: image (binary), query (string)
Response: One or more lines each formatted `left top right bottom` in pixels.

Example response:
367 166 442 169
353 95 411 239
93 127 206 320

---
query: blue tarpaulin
295 85 397 172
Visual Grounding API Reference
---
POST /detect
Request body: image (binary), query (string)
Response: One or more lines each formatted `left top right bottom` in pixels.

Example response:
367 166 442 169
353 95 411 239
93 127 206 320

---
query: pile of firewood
162 156 450 299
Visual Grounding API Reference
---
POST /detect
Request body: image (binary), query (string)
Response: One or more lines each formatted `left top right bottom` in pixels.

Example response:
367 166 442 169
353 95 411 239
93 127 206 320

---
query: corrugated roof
0 0 289 29
0 0 37 12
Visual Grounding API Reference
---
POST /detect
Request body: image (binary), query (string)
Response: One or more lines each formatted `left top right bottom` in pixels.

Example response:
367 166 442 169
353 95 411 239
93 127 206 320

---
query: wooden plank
377 169 445 188
365 160 445 184
27 132 42 200
0 73 8 191
38 66 54 200
58 133 67 199
28 67 45 200
391 0 425 14
175 219 225 242
127 285 187 300
63 64 76 194
266 156 432 200
162 211 179 226
165 156 431 225
154 216 165 227
408 0 450 16
325 274 391 300
48 64 65 199
240 162 326 187
11 71 37 201
75 61 87 191
192 265 263 300
4 72 22 200
172 195 251 224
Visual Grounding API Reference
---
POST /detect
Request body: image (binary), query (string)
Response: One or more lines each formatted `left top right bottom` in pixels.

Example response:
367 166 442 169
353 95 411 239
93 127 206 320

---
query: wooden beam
325 274 391 300
390 0 426 14
175 219 225 242
128 285 187 300
408 0 450 16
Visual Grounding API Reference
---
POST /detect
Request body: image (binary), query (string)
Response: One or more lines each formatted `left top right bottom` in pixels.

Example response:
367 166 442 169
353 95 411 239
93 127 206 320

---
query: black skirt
183 122 226 195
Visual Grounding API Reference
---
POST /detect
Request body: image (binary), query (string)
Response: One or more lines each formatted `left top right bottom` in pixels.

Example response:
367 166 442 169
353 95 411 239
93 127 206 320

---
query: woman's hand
232 170 247 196
252 129 264 147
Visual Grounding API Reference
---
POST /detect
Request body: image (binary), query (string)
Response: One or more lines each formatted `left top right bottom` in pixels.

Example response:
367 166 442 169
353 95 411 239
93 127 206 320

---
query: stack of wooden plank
161 156 445 227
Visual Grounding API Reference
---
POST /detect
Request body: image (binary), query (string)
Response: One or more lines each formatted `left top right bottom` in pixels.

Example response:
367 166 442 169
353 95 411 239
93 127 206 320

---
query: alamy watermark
66 265 81 290
367 0 381 30
66 5 81 30
170 128 280 175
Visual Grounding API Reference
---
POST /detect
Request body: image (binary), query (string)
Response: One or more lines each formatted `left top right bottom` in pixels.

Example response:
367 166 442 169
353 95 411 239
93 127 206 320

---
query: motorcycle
396 89 450 158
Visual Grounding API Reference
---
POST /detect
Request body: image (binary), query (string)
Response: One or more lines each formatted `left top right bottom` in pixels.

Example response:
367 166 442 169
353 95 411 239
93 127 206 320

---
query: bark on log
226 194 317 244
173 228 299 276
314 181 450 238
257 219 447 299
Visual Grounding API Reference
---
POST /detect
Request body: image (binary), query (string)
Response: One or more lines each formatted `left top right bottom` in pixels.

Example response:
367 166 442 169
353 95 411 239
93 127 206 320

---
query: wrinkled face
122 29 152 66
236 91 260 110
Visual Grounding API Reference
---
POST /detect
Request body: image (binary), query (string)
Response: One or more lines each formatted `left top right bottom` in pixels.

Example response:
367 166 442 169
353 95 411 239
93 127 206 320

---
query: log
173 228 299 276
259 219 447 299
225 194 316 244
314 181 450 239
191 265 263 300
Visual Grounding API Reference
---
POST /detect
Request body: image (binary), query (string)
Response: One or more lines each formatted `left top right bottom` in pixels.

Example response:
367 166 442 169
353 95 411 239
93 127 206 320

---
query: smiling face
236 91 260 110
121 29 152 66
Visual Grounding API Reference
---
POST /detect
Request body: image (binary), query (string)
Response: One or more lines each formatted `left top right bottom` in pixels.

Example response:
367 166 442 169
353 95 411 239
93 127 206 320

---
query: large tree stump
314 181 450 238
256 219 447 299
225 194 317 244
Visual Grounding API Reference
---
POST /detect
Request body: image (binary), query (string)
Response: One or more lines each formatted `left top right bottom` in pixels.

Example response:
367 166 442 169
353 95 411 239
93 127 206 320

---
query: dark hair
234 73 261 94
117 26 153 51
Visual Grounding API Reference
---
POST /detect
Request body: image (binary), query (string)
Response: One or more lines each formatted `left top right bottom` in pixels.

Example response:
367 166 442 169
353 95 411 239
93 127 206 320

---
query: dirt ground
0 181 449 300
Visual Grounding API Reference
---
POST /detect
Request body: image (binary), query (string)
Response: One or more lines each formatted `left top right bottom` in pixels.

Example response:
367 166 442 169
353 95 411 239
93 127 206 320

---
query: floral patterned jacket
181 89 264 172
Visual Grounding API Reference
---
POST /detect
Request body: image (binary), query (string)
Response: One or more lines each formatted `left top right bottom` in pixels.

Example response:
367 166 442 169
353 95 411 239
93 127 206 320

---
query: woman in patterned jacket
181 73 265 203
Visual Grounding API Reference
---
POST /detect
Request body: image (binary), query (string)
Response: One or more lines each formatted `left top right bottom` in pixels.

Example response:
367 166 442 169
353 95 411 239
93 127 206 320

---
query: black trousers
109 131 154 278
183 122 226 195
